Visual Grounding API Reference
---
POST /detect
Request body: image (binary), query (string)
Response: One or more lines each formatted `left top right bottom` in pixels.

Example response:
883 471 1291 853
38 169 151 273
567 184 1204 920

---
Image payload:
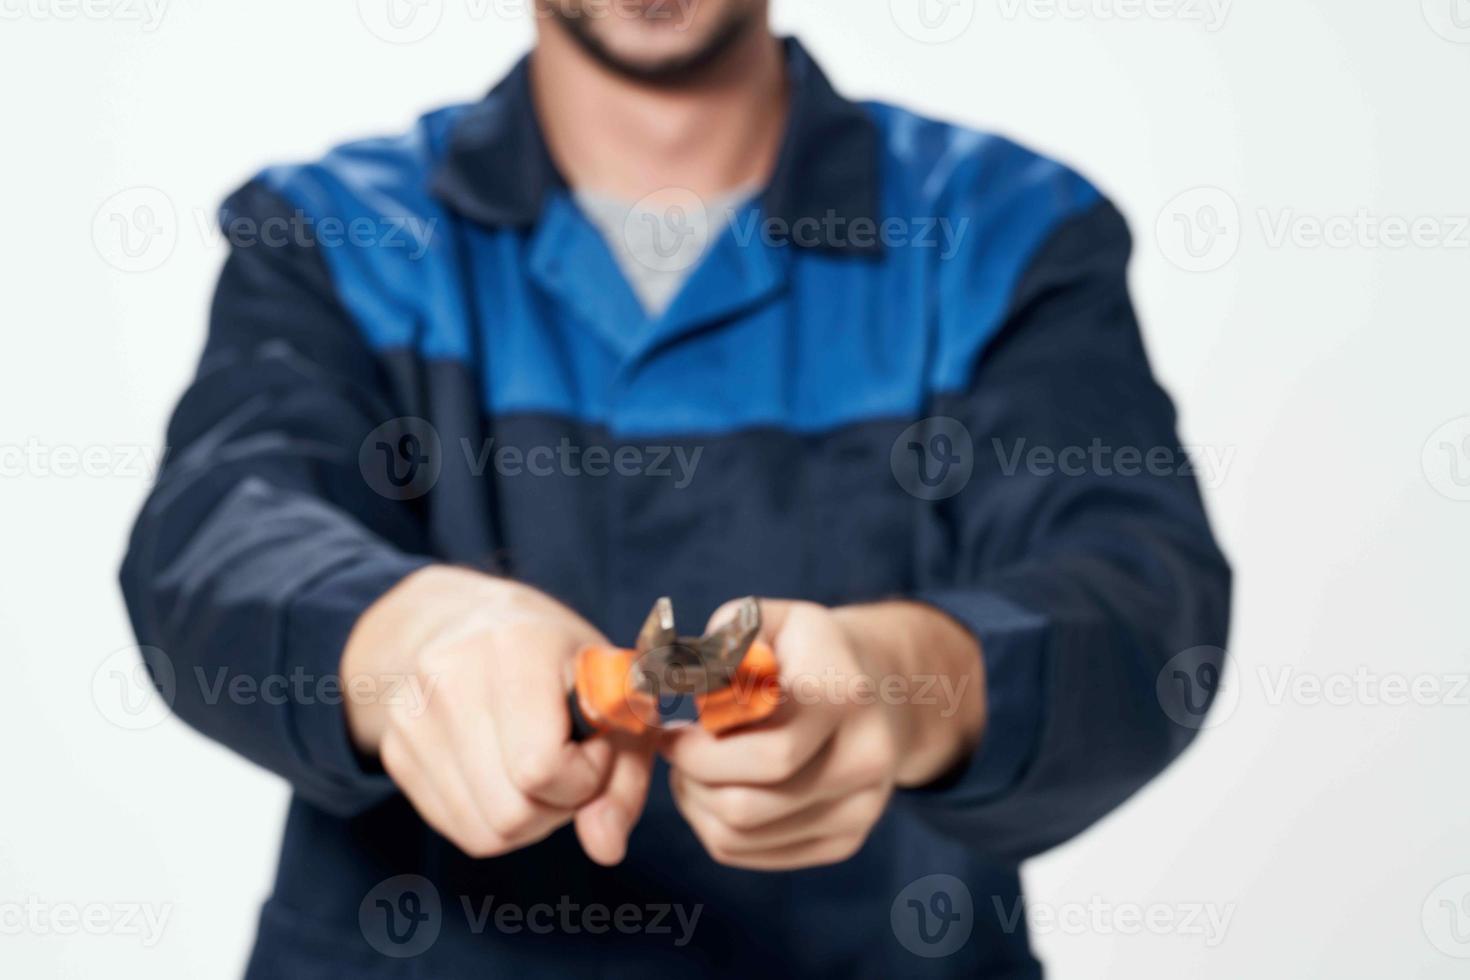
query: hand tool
567 596 780 740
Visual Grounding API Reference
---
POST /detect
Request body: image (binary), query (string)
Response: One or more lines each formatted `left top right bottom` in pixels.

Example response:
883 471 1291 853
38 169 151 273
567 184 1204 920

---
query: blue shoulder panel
251 100 1103 437
257 105 475 361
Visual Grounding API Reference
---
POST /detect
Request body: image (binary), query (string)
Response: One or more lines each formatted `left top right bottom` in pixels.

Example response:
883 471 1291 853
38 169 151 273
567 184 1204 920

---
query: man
120 1 1231 976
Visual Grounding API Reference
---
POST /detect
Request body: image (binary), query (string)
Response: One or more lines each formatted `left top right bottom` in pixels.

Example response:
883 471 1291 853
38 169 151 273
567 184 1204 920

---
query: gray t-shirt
574 185 758 319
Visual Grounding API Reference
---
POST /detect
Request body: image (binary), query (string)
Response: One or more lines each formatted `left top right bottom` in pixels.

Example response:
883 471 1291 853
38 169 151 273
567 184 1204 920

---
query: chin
597 26 712 71
547 0 761 85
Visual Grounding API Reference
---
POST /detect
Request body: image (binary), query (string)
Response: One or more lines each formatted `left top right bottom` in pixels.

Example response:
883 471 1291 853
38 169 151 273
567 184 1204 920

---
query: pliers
568 596 780 740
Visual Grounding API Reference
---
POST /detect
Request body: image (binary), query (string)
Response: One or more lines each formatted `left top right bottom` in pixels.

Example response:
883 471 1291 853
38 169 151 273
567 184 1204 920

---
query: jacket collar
429 37 881 254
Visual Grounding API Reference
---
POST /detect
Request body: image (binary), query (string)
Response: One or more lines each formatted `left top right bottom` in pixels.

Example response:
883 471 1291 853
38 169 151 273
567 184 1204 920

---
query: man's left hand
661 598 986 870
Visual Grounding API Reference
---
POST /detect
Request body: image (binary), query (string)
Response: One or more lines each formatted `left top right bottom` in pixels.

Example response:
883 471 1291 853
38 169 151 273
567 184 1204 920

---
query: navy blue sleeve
907 199 1232 861
119 180 432 818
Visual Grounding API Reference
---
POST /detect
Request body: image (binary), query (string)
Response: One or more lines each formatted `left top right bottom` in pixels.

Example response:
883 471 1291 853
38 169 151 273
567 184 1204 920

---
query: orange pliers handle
568 640 780 740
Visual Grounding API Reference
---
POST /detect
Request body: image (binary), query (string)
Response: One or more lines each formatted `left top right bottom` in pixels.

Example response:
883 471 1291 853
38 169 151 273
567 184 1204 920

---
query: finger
382 728 505 858
453 704 586 852
674 780 885 856
660 696 839 785
575 738 654 867
487 633 609 808
668 738 841 828
711 834 868 871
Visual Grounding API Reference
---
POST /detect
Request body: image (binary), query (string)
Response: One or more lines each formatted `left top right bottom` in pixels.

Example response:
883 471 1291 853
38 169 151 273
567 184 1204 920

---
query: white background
2 1 1468 976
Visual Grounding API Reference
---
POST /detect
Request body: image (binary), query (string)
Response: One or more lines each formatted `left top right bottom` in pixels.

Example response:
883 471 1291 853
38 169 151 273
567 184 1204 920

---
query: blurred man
121 1 1230 975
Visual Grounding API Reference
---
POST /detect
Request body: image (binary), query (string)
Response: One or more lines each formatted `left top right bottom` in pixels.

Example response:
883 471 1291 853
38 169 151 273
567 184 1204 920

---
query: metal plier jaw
569 597 780 740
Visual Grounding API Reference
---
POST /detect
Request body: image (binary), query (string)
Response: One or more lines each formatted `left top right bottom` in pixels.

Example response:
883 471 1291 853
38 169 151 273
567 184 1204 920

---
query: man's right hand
341 566 652 866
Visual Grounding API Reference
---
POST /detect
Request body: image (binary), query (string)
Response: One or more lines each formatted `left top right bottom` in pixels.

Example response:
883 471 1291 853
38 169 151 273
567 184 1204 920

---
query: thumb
574 737 654 867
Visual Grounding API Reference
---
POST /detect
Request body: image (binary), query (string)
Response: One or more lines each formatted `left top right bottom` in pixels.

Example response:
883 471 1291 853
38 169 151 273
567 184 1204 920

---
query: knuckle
460 828 504 860
849 748 894 787
832 834 865 863
414 642 451 678
715 788 767 831
696 815 742 856
758 738 804 781
486 796 541 840
384 699 420 733
506 745 562 796
708 847 744 869
788 600 824 623
378 734 407 778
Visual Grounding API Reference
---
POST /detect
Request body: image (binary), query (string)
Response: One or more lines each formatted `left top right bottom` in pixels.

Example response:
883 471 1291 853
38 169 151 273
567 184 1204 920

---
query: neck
530 25 788 201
